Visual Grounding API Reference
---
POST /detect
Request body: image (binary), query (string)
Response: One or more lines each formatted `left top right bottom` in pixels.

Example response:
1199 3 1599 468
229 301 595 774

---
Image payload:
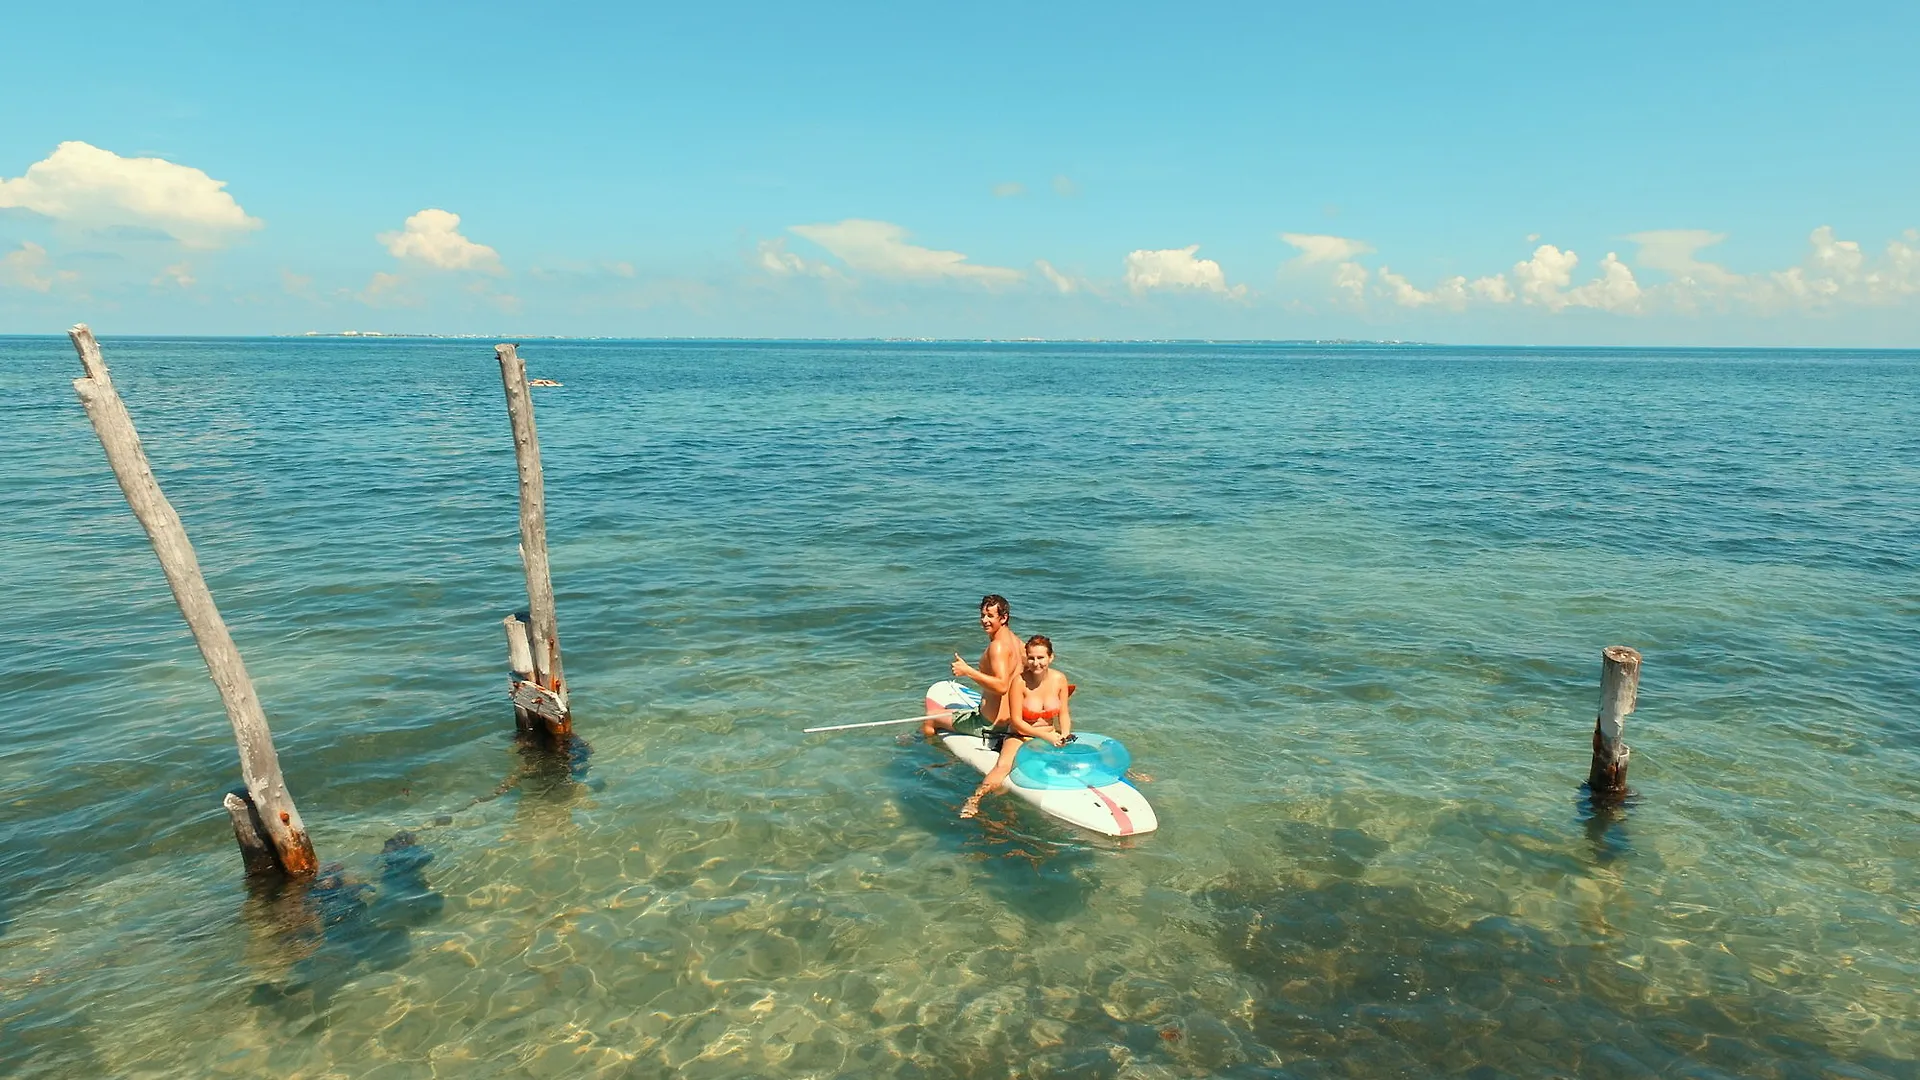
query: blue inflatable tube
1010 733 1132 789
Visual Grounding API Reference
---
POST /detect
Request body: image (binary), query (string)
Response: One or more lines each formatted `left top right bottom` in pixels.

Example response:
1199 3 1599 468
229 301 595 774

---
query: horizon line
2 332 1916 352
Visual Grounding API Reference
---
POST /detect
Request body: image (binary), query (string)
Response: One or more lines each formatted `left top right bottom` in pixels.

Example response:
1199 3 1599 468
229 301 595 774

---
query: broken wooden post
503 613 535 731
497 343 571 736
69 324 318 877
1586 645 1642 800
224 791 281 876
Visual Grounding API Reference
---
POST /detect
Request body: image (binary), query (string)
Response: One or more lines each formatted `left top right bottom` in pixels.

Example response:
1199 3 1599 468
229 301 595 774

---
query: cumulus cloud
1281 233 1375 265
1 241 79 292
378 209 502 273
1371 266 1514 309
1472 274 1515 303
1512 244 1640 312
1513 244 1580 307
1623 226 1914 311
1034 259 1077 294
1284 234 1376 307
1765 226 1919 307
1332 261 1368 299
1285 224 1918 318
0 141 262 248
1567 252 1642 311
1123 245 1245 298
992 181 1026 198
1052 175 1080 198
788 219 1020 284
1377 267 1435 308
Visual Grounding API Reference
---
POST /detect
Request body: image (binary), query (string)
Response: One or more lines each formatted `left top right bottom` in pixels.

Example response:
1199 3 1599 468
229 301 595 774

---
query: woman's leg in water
961 736 1025 818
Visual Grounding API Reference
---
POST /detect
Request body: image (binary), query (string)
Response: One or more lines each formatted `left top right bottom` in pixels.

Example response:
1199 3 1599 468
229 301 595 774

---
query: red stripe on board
1088 784 1135 835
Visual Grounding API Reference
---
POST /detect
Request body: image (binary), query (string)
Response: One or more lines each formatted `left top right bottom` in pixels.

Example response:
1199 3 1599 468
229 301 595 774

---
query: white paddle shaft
803 711 952 734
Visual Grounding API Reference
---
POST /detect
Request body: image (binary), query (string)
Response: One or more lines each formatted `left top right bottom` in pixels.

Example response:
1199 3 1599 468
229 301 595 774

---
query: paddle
803 710 955 734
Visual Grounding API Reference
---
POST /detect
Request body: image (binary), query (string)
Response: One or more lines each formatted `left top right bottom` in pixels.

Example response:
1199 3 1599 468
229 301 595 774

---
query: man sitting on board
924 594 1025 738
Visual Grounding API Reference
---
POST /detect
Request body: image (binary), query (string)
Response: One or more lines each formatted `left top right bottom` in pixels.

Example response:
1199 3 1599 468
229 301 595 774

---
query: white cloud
0 141 261 248
1332 261 1368 299
1472 274 1514 303
1556 226 1920 314
1034 259 1077 294
1124 245 1245 298
1765 226 1919 307
1566 252 1642 312
788 219 1020 284
1 241 79 292
378 209 502 273
1052 175 1080 198
1377 266 1436 308
152 261 195 289
1627 229 1742 287
1512 244 1640 312
756 237 841 279
992 181 1026 198
1513 244 1580 308
1370 266 1514 309
1282 233 1375 265
1807 224 1864 278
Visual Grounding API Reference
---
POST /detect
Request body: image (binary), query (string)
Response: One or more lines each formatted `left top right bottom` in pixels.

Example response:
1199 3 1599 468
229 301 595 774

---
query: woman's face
1025 645 1053 674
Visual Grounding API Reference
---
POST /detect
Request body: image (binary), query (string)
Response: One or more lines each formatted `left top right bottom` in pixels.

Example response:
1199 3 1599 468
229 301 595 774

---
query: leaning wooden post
68 325 318 877
1586 645 1642 800
497 344 571 735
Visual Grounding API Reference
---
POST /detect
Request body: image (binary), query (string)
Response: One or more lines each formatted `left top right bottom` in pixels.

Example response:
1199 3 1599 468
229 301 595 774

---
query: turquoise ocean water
3 337 1917 1078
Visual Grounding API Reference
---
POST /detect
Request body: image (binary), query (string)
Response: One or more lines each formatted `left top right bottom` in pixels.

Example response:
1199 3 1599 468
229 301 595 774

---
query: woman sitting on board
960 635 1074 819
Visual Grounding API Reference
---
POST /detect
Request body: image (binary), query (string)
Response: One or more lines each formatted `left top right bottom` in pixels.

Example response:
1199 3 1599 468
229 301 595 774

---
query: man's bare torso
977 625 1023 724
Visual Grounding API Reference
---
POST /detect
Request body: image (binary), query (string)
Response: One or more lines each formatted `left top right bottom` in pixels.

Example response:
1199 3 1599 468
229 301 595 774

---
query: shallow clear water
3 337 1917 1078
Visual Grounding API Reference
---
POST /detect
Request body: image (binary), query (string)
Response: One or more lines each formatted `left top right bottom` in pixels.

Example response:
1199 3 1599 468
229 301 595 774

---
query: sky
2 1 1917 344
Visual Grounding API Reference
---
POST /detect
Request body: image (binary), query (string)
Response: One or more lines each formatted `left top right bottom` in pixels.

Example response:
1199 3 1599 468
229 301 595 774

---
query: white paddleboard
924 680 1158 837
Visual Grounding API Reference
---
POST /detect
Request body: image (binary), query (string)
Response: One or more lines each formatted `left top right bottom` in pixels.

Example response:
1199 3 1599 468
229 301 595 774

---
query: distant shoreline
2 333 1916 352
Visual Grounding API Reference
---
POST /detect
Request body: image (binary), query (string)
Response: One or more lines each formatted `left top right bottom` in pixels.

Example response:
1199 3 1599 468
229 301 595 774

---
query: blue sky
3 1 1916 343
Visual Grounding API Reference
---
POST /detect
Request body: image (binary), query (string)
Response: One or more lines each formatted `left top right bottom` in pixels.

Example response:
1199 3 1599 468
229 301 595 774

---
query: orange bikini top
1021 684 1076 723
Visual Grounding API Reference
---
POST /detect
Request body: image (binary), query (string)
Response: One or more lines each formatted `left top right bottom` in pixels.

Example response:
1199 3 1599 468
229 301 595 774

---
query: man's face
979 606 1006 635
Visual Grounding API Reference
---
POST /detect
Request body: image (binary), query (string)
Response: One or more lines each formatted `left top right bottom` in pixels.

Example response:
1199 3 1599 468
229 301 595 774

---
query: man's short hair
980 594 1010 620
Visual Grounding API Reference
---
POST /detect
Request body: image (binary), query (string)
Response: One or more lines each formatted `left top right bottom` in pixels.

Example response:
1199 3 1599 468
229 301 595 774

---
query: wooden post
1586 645 1641 800
503 614 535 731
224 791 281 876
497 344 571 735
503 614 534 679
69 325 318 877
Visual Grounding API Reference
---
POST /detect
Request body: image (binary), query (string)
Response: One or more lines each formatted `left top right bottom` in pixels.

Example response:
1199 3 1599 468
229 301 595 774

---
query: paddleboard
924 680 1158 837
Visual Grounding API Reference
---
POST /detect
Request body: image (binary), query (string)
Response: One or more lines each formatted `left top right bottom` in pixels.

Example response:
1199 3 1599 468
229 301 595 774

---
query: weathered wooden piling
502 613 536 731
69 325 318 877
1586 645 1642 800
497 344 571 736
